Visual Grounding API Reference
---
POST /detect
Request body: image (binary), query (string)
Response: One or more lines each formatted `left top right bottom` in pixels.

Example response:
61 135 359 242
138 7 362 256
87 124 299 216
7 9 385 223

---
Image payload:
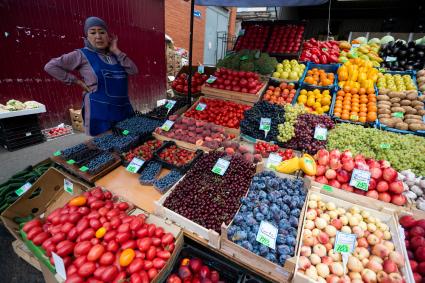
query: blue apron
80 47 133 136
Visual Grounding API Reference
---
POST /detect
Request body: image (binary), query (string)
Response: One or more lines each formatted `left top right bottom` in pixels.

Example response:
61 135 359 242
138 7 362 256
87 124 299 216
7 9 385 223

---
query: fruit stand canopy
194 0 328 6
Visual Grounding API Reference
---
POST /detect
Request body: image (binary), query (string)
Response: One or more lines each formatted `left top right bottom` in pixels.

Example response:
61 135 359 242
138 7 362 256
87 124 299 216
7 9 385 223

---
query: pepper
273 157 300 174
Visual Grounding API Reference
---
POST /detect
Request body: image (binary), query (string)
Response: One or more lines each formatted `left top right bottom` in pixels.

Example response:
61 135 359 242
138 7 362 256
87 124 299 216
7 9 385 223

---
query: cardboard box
1 167 91 240
69 109 82 122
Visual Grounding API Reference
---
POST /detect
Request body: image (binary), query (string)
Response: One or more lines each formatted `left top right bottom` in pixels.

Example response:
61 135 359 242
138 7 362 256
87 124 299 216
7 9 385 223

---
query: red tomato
32 232 50 246
117 202 129 211
140 271 149 283
87 278 103 283
138 238 152 252
68 213 82 224
79 228 95 241
76 218 90 234
56 241 74 257
118 223 130 233
89 219 101 230
153 258 166 269
90 200 105 210
112 271 126 283
121 240 137 250
77 261 96 277
99 251 115 266
60 222 74 234
67 227 79 241
143 260 153 270
146 246 156 260
74 241 92 257
147 224 156 237
161 233 174 245
104 230 118 242
116 232 131 243
127 258 144 274
136 228 148 238
23 219 42 233
67 265 78 277
27 226 43 240
151 237 161 247
101 266 119 282
93 266 107 279
130 273 142 283
87 244 105 262
147 268 158 280
164 243 175 253
106 240 119 252
73 256 87 268
130 218 143 231
157 250 171 259
64 273 84 283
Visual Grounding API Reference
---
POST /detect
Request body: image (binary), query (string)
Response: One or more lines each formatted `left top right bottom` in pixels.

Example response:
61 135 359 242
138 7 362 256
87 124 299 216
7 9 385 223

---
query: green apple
281 72 289 79
272 72 280 78
276 63 284 69
289 71 298 80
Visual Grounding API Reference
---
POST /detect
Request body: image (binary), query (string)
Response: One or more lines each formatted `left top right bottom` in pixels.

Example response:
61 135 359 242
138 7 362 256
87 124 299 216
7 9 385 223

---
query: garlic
404 191 417 200
411 185 423 197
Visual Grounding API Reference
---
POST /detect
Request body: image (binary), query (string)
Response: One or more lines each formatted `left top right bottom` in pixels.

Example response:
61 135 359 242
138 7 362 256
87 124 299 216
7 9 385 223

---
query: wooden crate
153 132 212 152
154 178 221 249
293 187 414 283
219 175 311 283
12 239 41 271
310 180 413 213
201 83 266 105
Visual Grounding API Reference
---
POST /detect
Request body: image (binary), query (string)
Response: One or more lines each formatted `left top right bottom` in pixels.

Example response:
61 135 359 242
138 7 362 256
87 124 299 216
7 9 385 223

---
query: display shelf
0 104 46 119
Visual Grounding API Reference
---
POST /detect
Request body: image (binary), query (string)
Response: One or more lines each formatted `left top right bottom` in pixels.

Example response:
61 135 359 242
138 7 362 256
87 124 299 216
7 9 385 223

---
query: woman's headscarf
83 16 109 53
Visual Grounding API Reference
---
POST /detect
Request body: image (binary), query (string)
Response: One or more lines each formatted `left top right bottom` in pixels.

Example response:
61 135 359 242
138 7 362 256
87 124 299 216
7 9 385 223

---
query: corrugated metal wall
0 0 166 128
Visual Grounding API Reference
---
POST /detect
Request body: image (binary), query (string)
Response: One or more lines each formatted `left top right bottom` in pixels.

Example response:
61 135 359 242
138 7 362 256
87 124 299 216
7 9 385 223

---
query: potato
378 104 391 110
414 105 424 111
377 95 390 101
378 101 392 107
407 92 419 100
391 107 405 113
379 118 396 127
417 109 425 116
390 97 401 103
409 123 425 131
400 100 411 106
404 107 417 115
388 91 403 98
379 89 390 95
419 96 425 102
378 114 391 119
395 122 409 130
391 103 401 107
390 117 404 124
404 114 422 120
411 100 424 107
405 119 422 125
378 108 391 115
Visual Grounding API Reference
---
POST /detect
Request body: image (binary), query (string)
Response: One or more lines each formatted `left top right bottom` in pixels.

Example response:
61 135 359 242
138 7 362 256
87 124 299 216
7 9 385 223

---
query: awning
194 0 328 7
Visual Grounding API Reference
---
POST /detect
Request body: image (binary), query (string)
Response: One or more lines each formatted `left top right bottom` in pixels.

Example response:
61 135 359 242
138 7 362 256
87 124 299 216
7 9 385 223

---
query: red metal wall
0 0 166 128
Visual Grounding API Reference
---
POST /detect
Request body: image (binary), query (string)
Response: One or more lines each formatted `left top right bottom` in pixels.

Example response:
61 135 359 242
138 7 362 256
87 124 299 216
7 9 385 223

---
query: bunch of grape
276 104 306 143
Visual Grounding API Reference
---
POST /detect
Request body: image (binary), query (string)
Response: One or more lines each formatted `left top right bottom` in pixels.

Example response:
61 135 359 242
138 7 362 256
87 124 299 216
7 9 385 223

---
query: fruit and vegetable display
139 160 163 185
326 123 425 176
299 39 340 64
399 215 425 282
0 99 42 112
184 97 251 129
171 72 209 95
266 24 305 55
313 148 407 206
167 256 226 283
296 88 333 114
376 89 425 132
297 193 409 283
59 145 102 166
276 104 307 144
115 116 164 136
163 151 255 232
254 141 295 160
272 59 305 81
263 81 297 106
153 169 184 194
339 42 383 67
216 50 278 75
417 69 425 93
205 68 265 94
398 170 425 211
84 152 116 175
43 125 73 139
332 86 377 123
234 25 270 51
92 134 139 153
156 143 198 167
280 113 335 154
240 101 286 142
227 171 306 266
21 187 177 283
221 140 262 164
61 143 89 159
377 73 417 91
146 97 187 119
379 40 425 71
303 67 335 87
123 139 163 163
337 59 379 90
154 115 234 150
0 161 51 213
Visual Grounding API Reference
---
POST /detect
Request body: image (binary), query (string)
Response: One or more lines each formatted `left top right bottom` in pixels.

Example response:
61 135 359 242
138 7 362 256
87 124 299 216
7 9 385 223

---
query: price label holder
239 29 245 36
53 151 61 156
157 99 167 107
15 182 32 196
256 220 278 249
266 153 282 169
259 118 271 138
64 179 74 195
334 231 356 273
314 126 327 141
399 225 405 241
161 120 175 132
126 157 145 173
52 252 67 280
196 103 207 111
198 65 204 74
66 159 75 165
380 143 391 149
392 112 404 119
322 185 333 192
386 56 397 62
349 168 371 191
350 44 360 51
165 100 176 114
206 75 217 84
212 158 230 176
240 55 249 61
79 166 88 172
122 130 129 136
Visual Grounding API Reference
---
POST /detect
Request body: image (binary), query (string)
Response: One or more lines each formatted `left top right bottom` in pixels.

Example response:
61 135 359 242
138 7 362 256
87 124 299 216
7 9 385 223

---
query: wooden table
95 165 169 213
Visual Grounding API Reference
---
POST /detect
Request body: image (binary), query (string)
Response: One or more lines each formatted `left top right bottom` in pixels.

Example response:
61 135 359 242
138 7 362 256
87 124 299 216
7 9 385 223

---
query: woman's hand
109 34 121 55
76 79 91 93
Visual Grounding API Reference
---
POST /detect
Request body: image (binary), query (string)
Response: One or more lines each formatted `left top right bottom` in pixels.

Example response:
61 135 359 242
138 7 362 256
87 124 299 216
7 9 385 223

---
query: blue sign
194 10 202 18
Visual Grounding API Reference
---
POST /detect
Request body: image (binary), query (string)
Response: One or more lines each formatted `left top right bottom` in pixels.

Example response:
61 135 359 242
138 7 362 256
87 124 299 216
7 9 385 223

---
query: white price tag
266 153 282 169
386 56 397 62
196 103 207 111
165 100 176 110
15 182 32 196
126 157 145 173
52 252 67 280
399 225 405 241
161 120 175 132
157 99 167 107
334 231 356 254
168 76 175 81
25 132 32 137
206 75 217 84
198 65 204 74
212 158 230 176
351 44 360 49
314 126 327 141
259 118 271 138
349 169 371 191
256 221 278 249
64 179 74 195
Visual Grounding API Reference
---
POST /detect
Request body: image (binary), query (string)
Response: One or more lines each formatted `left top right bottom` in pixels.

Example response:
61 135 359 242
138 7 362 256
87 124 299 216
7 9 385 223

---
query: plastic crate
377 69 418 91
266 20 307 60
153 141 203 174
292 84 336 116
299 62 340 90
259 80 299 106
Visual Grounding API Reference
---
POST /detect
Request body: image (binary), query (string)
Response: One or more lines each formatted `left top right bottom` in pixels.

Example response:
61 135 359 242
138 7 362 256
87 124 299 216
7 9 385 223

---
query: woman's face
87 27 109 49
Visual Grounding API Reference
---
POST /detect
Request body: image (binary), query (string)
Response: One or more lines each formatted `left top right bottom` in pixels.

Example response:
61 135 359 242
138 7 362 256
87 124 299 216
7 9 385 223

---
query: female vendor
45 16 138 136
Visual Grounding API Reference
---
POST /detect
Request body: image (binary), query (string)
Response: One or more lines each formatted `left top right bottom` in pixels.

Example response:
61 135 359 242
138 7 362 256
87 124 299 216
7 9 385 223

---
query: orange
359 117 367 123
352 94 360 100
341 113 350 120
368 96 377 103
367 112 377 122
351 88 358 95
334 112 341 118
352 106 360 113
359 112 367 117
352 98 359 104
343 105 351 111
337 90 345 96
342 110 350 115
360 97 368 104
367 102 376 108
366 88 375 95
334 107 342 113
359 88 366 95
337 96 343 101
368 105 377 112
343 86 351 92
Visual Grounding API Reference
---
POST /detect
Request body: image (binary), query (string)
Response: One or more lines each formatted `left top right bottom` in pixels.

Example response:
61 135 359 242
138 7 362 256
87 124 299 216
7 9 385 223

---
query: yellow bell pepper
274 157 300 174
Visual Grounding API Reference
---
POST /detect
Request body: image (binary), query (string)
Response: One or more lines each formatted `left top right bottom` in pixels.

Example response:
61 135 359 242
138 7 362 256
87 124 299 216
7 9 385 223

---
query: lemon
307 98 315 107
321 96 331 106
307 91 314 96
300 89 307 96
316 107 324 114
315 93 322 100
323 90 330 96
322 105 330 112
313 102 322 109
313 89 320 95
298 94 307 104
